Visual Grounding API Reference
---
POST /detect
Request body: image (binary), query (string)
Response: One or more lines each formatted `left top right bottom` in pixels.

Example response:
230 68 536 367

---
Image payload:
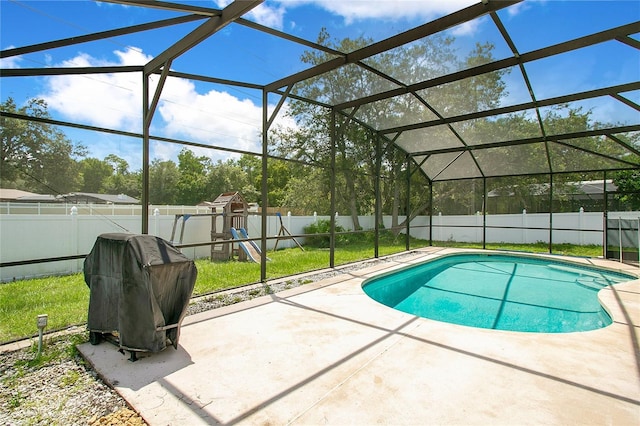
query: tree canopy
1 98 86 194
0 26 637 216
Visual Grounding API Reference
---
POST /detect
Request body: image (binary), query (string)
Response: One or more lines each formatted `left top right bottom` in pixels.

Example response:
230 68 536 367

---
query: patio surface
78 248 640 425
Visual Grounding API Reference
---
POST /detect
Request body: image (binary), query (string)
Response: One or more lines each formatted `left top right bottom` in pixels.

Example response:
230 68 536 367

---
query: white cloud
39 47 150 131
505 1 534 18
216 0 481 30
284 0 478 24
213 0 285 29
38 45 298 162
249 3 286 29
0 55 21 69
151 140 180 162
158 77 263 154
112 47 148 66
506 4 525 17
0 46 22 68
157 79 298 157
449 19 481 37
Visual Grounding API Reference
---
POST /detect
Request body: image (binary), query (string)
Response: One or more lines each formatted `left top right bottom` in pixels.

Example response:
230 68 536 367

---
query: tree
270 30 389 228
237 154 303 209
32 131 85 194
477 105 636 214
103 154 140 197
79 157 113 193
237 154 262 203
149 159 180 204
1 97 86 193
206 159 252 202
271 30 507 229
613 169 640 210
176 148 211 205
280 165 331 214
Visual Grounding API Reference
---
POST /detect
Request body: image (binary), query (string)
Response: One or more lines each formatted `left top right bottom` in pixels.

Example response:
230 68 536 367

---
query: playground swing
273 212 305 252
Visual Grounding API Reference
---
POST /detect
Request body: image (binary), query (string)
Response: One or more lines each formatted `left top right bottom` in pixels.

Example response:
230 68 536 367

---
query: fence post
153 208 160 237
70 206 79 273
287 211 292 249
619 217 623 263
579 207 584 245
522 209 527 244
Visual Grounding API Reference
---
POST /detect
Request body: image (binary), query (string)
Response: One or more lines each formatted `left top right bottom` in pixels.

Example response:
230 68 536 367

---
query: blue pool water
362 253 635 333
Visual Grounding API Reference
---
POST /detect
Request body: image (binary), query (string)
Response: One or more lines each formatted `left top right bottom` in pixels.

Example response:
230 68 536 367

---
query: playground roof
210 192 248 210
1 0 639 183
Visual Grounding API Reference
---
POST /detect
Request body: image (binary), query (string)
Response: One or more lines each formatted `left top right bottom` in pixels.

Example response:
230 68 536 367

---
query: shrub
303 219 347 248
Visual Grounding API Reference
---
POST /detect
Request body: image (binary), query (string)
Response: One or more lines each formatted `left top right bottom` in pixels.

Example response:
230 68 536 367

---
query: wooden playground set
170 192 303 262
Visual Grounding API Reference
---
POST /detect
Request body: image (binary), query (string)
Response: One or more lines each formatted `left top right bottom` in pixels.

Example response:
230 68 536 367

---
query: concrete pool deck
78 248 640 425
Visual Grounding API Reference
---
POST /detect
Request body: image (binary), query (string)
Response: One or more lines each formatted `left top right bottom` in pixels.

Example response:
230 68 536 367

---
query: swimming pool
362 253 636 333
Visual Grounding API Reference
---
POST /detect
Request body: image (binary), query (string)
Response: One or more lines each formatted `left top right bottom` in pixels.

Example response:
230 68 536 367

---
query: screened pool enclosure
1 0 639 280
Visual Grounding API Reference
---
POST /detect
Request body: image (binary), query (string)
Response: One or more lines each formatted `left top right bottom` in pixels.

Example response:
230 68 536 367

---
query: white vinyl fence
1 204 638 282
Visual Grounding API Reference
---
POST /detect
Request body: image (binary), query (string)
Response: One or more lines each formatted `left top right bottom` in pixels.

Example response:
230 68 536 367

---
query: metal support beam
266 0 520 92
429 180 434 246
337 21 640 112
375 133 381 258
549 173 554 254
261 89 269 282
145 60 173 129
139 0 262 236
145 0 263 74
603 171 609 258
330 109 337 268
380 82 640 135
407 124 640 158
102 0 221 16
0 15 205 59
405 154 411 251
482 178 487 249
141 73 150 234
267 86 293 129
1 66 142 77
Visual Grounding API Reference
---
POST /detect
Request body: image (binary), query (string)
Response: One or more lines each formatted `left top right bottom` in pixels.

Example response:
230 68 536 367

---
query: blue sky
1 0 639 169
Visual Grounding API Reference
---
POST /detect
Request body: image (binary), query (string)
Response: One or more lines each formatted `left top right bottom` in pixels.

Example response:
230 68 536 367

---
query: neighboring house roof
487 180 618 198
0 188 43 201
16 194 59 202
1 190 140 204
578 180 618 196
60 192 139 204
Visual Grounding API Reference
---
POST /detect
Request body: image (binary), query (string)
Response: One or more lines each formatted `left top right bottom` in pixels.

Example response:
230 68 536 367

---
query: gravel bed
185 259 386 316
0 252 419 425
0 337 144 425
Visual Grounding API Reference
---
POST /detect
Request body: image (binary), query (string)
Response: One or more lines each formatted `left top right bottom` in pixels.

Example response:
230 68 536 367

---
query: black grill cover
84 233 197 353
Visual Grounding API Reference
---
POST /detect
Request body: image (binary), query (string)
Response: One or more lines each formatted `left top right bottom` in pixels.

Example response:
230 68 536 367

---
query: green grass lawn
0 239 602 343
434 241 603 257
0 274 89 344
